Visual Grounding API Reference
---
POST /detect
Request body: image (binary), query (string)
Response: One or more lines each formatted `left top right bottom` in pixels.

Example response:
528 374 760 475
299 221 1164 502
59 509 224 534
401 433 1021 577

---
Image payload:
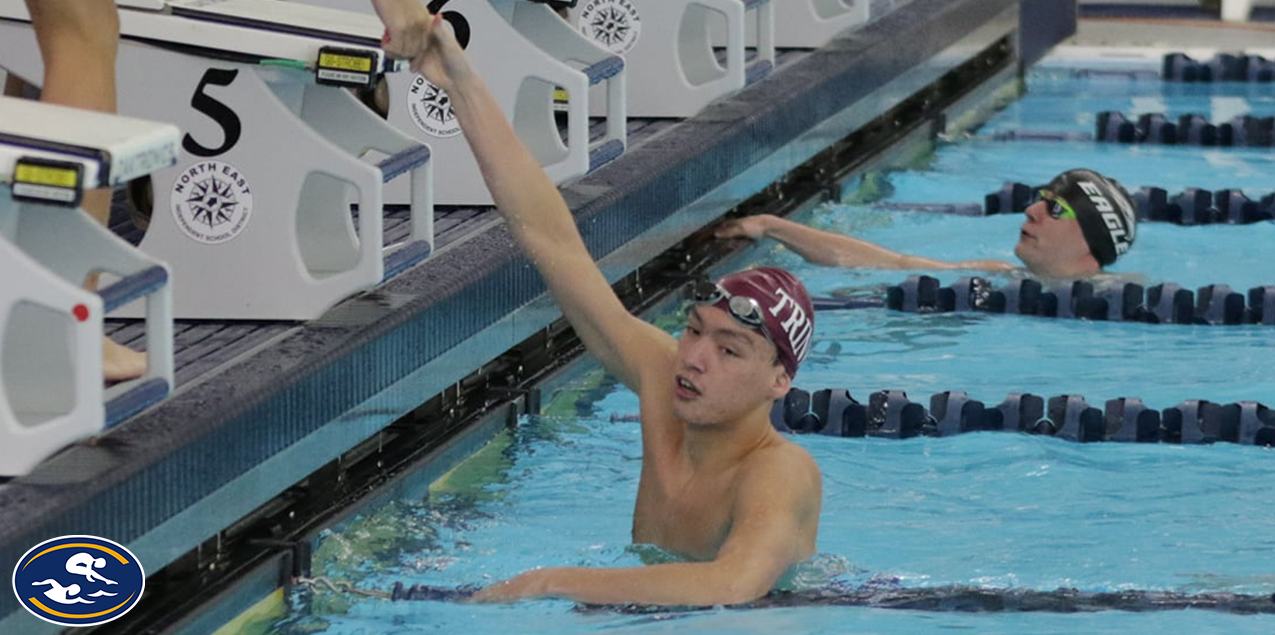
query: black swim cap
1040 169 1138 266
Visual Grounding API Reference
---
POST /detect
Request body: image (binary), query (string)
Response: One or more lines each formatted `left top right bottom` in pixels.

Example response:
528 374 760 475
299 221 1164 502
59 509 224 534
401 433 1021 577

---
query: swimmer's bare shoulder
725 435 822 563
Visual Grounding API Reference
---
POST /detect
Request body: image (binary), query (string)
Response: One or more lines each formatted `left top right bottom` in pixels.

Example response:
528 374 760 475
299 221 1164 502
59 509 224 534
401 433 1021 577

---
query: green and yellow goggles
1034 189 1078 220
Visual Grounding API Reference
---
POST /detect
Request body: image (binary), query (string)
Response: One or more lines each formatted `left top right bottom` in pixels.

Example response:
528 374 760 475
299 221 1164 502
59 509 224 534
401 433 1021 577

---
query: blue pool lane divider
984 181 1275 225
1162 52 1275 83
769 387 1275 445
877 275 1275 326
879 182 1275 225
1095 110 1275 147
811 275 1275 326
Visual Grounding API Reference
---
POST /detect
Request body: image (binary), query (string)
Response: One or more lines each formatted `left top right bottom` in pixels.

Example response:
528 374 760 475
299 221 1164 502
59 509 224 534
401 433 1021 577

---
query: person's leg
26 0 145 381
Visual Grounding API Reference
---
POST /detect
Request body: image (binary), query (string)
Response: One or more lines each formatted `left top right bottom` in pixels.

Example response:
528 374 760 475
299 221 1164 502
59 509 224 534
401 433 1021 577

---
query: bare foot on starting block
103 337 146 382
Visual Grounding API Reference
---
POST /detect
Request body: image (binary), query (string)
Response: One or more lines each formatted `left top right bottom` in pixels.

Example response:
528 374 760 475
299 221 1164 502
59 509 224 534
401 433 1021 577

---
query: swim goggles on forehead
688 280 776 345
1031 189 1078 220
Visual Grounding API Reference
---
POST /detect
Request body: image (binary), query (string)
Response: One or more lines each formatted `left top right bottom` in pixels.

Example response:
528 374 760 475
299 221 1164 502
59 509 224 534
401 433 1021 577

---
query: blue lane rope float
296 576 1275 614
1162 52 1275 83
769 387 1275 445
1095 110 1275 147
878 182 1274 225
989 112 1275 147
810 276 1275 326
880 275 1275 326
983 181 1275 225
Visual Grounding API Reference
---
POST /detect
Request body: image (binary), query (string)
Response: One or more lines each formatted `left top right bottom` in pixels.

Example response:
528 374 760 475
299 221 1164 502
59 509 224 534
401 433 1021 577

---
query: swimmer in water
373 5 822 606
30 579 93 605
716 169 1140 281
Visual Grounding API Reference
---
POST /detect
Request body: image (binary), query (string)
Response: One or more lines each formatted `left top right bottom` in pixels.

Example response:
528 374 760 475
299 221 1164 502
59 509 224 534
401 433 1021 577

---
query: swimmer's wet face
674 305 787 426
674 268 815 426
1013 197 1094 276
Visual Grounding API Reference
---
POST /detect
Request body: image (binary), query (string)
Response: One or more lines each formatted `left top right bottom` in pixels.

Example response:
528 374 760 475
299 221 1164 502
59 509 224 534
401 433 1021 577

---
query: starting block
290 0 627 206
0 96 179 477
713 0 870 49
568 0 776 117
0 0 434 320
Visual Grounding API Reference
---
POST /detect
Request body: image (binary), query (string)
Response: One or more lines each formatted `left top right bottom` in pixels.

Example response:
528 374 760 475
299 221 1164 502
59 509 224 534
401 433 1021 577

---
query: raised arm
388 12 673 390
718 214 1016 272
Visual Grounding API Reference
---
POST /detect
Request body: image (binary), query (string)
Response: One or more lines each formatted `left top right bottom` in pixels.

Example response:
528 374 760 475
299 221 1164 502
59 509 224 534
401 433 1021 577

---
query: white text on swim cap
1079 180 1133 253
769 289 813 364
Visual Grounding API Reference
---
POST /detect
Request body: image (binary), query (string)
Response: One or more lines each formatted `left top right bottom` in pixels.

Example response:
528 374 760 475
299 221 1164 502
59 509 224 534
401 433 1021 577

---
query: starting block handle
99 265 168 313
0 229 103 477
742 0 775 83
105 377 170 428
15 202 176 391
690 0 775 89
508 1 627 170
374 146 434 277
299 84 435 250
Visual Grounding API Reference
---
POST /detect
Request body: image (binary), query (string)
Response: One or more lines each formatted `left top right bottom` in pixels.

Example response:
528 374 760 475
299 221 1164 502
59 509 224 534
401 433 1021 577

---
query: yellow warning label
319 53 373 73
553 88 569 103
14 163 79 189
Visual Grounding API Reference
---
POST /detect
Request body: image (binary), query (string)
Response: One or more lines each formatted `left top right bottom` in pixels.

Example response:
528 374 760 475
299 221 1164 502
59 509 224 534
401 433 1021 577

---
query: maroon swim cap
713 267 815 379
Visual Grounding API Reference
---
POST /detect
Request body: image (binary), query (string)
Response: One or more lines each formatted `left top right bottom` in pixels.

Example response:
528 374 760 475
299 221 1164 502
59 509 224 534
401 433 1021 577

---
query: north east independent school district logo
171 160 254 245
407 75 462 138
578 0 642 55
12 536 145 627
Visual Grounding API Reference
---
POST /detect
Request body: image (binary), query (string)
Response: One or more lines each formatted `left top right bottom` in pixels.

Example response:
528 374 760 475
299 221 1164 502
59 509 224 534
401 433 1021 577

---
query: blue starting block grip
377 145 433 183
98 265 169 313
381 240 432 281
105 377 170 429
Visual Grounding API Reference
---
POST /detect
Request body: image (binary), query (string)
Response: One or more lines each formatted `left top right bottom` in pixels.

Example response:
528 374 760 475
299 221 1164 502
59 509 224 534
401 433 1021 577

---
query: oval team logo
12 536 145 627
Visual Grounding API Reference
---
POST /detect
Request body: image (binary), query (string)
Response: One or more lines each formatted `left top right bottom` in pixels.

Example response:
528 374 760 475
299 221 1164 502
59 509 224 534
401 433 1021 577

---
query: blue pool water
269 61 1275 634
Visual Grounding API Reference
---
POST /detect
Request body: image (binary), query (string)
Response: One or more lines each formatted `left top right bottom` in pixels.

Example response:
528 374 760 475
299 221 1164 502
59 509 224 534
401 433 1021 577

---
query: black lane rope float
985 180 1275 225
990 112 1275 146
1095 110 1275 147
810 275 1275 326
295 577 1275 614
880 181 1274 225
1055 52 1275 82
1163 52 1275 83
768 386 1275 444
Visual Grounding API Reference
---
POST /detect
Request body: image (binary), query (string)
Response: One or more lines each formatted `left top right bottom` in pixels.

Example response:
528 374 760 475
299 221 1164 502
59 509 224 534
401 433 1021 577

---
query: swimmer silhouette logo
12 535 145 627
170 160 254 244
407 75 462 138
578 0 642 55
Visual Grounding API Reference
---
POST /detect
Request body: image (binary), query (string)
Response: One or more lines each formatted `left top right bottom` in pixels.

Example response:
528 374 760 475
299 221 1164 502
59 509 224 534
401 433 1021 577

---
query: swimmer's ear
768 368 792 402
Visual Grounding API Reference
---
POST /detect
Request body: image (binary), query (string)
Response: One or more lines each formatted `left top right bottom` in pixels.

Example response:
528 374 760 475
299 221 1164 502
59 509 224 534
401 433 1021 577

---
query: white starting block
0 96 179 477
289 0 626 207
568 0 776 118
713 0 869 49
0 0 434 320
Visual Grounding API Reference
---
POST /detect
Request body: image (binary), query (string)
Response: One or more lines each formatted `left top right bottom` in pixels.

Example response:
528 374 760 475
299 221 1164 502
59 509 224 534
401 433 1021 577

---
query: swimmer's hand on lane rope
368 0 470 85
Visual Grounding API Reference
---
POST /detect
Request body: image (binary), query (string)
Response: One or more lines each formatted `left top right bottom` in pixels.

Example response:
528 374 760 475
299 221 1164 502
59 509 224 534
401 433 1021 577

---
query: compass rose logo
170 160 254 245
578 0 642 55
407 75 463 138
